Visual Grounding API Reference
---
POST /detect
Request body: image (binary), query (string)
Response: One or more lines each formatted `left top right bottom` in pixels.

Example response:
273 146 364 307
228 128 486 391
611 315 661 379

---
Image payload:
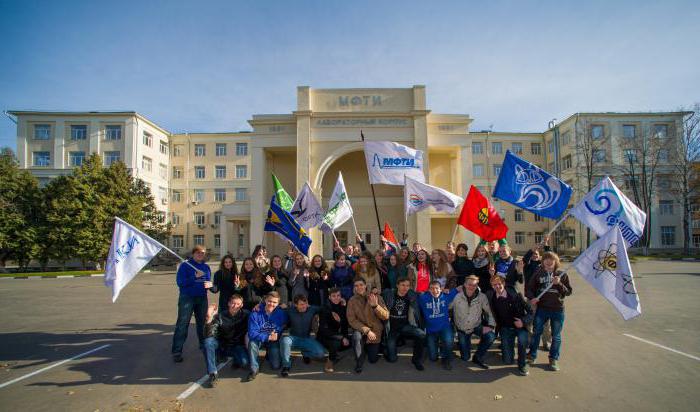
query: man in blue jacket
247 291 288 381
418 280 458 370
172 245 212 363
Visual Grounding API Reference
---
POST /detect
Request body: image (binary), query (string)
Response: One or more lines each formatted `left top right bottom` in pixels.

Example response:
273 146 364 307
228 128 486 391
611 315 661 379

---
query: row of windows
172 188 248 203
172 233 246 250
472 164 502 177
511 231 546 245
33 124 123 140
33 151 122 167
472 142 542 156
172 143 248 157
181 165 248 179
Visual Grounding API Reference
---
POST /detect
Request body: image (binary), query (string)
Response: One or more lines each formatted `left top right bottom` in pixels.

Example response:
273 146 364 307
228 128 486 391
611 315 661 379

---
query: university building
9 86 690 258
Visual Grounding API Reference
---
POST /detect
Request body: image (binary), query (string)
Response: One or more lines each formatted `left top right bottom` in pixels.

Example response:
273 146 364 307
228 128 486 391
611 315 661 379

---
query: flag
364 141 425 185
572 226 641 320
320 172 353 232
265 197 312 256
104 217 165 302
404 176 463 219
569 176 646 246
457 186 508 242
272 173 294 211
383 222 399 250
290 182 324 229
493 150 572 219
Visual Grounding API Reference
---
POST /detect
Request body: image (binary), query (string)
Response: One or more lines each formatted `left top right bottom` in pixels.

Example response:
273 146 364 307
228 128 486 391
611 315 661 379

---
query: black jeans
317 334 350 361
171 294 208 355
385 324 426 364
352 331 380 365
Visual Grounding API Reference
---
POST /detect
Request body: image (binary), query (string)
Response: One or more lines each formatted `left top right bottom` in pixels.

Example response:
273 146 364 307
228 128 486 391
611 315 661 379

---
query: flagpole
545 211 569 241
450 225 459 243
361 130 383 236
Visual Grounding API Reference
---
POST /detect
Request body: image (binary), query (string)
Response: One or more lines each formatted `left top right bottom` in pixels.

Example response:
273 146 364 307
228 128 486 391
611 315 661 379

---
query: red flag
383 222 398 245
457 186 508 241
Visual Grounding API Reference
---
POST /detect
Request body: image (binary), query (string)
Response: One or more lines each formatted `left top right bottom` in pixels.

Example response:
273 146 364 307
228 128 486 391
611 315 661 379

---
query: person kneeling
279 295 327 377
247 291 288 381
203 294 249 387
317 288 351 373
347 278 389 373
384 277 426 370
451 275 496 369
488 275 532 376
418 280 458 370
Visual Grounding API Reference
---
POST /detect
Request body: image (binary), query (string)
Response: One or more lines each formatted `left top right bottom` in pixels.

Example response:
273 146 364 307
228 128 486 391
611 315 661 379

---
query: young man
203 294 249 387
488 275 533 376
383 277 426 371
347 278 389 373
451 275 496 369
279 295 327 377
172 245 212 363
317 287 350 373
247 291 287 381
418 280 458 370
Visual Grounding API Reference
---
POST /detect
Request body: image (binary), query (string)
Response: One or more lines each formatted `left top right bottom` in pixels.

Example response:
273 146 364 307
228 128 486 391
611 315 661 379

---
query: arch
312 141 365 192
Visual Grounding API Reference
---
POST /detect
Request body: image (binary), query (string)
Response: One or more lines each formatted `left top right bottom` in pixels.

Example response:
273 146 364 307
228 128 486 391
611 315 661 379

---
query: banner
290 182 324 229
572 226 641 320
265 197 312 256
405 176 463 218
320 172 354 232
569 176 646 246
272 173 294 211
493 150 572 219
456 186 508 242
364 141 425 185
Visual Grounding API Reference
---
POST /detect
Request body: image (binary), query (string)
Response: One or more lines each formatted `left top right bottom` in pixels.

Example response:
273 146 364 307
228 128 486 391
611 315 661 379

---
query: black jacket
487 289 533 331
317 301 349 339
205 309 249 346
382 289 424 334
210 269 246 310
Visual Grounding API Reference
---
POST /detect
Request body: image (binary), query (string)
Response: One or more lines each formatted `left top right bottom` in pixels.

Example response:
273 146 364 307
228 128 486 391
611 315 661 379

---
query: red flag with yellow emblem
457 185 508 241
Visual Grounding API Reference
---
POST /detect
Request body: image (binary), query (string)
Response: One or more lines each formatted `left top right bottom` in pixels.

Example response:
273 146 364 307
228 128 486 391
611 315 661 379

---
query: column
17 119 27 168
412 85 431 250
249 146 266 250
220 219 229 257
53 120 65 169
89 119 101 154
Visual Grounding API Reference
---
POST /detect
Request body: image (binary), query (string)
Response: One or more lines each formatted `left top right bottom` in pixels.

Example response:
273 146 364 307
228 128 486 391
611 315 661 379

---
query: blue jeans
203 337 248 374
248 339 281 374
426 326 454 361
500 327 529 368
457 326 496 362
529 309 565 360
171 294 208 355
385 324 426 364
280 336 327 368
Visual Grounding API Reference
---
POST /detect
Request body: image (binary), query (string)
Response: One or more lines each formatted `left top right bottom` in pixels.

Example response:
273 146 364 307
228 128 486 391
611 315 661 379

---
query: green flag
272 173 294 211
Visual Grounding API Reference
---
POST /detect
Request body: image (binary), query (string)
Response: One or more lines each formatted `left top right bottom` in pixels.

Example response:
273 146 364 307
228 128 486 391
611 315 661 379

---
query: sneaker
208 373 218 387
245 371 257 382
526 353 534 364
280 367 290 377
324 359 334 373
303 356 311 364
354 362 363 374
471 357 490 370
172 354 184 363
413 361 425 371
442 359 452 371
517 364 530 376
549 359 560 371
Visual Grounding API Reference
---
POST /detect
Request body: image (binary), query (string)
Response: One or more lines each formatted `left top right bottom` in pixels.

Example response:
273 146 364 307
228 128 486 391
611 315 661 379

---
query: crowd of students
170 235 572 387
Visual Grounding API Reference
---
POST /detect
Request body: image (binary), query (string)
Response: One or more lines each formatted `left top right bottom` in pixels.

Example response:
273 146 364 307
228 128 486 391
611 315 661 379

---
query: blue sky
1 0 699 149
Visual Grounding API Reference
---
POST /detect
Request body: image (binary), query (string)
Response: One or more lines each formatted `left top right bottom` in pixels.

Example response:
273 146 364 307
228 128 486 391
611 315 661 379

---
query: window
562 155 572 170
654 124 668 138
194 144 206 157
658 149 669 162
71 125 87 140
623 125 636 139
236 165 247 178
472 142 483 155
172 190 182 202
173 145 183 157
215 165 226 179
171 213 181 225
624 149 637 163
194 212 205 225
659 200 674 215
238 233 245 248
34 124 51 140
491 142 502 154
473 164 484 177
215 188 226 202
159 163 167 179
531 143 542 155
235 188 247 201
534 214 543 222
216 143 227 156
69 151 85 167
591 125 604 140
514 209 524 222
104 151 120 165
33 151 50 166
214 212 222 225
172 235 184 249
195 166 205 179
193 189 204 203
143 132 153 147
593 149 606 163
548 162 555 171
160 140 168 155
534 232 543 244
547 140 555 154
158 186 168 200
511 142 523 154
214 234 221 248
173 167 182 179
493 164 502 176
142 156 152 172
105 125 122 140
561 131 571 145
236 143 248 156
661 226 675 246
515 232 525 245
193 235 204 246
693 234 700 248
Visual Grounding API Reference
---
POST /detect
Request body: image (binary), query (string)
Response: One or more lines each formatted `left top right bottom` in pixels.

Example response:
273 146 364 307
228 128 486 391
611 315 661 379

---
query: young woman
452 243 474 287
354 252 382 293
399 247 414 268
308 254 331 306
267 255 289 306
252 244 270 274
472 244 493 293
407 249 432 293
385 253 407 293
431 249 456 289
240 257 259 285
288 252 310 300
210 255 246 311
373 250 389 290
330 253 355 300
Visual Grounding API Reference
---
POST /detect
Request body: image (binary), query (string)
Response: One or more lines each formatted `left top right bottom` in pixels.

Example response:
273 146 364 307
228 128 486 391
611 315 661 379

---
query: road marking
623 334 700 362
176 358 231 400
0 344 111 389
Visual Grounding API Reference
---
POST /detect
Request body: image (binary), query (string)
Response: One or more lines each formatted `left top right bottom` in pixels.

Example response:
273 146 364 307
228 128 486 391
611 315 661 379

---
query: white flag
404 176 463 219
572 226 641 320
320 172 353 233
104 217 164 302
290 182 324 230
569 176 646 246
364 141 425 185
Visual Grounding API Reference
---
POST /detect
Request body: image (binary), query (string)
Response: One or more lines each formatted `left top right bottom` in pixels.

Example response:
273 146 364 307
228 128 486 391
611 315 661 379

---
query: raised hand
332 312 341 323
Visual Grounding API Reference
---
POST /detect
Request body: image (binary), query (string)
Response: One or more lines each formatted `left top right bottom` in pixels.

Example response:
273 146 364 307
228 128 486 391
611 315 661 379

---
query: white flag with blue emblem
572 226 641 320
290 182 324 230
320 172 354 232
404 176 463 219
104 217 165 302
364 141 425 185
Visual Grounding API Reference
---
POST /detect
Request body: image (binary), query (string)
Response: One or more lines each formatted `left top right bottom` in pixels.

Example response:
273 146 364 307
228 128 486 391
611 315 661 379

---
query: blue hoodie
176 259 212 297
248 306 288 343
331 264 355 300
418 289 458 333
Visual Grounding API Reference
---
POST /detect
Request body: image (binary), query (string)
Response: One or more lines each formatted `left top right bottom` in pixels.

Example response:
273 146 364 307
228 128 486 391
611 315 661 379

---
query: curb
0 273 105 280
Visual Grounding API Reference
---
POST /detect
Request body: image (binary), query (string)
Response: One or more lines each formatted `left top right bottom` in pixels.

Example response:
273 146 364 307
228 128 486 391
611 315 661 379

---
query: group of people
170 235 572 387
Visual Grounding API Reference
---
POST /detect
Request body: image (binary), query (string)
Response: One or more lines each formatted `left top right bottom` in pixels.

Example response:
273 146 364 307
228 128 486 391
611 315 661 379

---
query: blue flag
493 150 572 219
264 196 312 256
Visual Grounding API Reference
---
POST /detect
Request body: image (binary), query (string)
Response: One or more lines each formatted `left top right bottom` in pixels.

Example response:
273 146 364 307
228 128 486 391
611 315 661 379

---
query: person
283 243 296 272
407 249 432 293
452 243 474 287
487 240 500 260
412 242 423 254
488 275 533 376
383 277 426 371
203 295 249 387
354 252 382 293
308 254 331 306
418 280 459 370
172 245 212 363
451 275 496 369
472 243 493 293
317 287 351 373
266 255 289 306
526 251 572 371
431 249 456 289
446 249 456 264
252 244 270 274
385 253 407 293
373 249 389 290
399 246 414 268
246 291 288 381
279 295 327 377
522 237 552 350
251 264 282 308
240 257 259 285
330 253 355 300
445 241 456 254
347 278 389 373
288 252 310 300
210 254 246 312
494 243 524 294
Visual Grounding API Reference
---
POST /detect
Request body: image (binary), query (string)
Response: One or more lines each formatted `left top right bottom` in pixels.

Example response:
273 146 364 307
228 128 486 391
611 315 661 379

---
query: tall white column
220 219 229 257
89 119 101 155
53 120 65 169
249 146 266 250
